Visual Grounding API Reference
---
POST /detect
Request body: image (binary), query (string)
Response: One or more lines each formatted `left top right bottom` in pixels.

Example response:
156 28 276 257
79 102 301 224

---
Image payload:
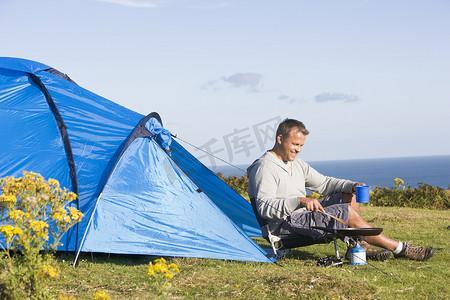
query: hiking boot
345 240 391 261
394 242 435 261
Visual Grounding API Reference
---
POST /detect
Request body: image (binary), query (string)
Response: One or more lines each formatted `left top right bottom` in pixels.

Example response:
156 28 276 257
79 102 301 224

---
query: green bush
218 174 449 210
370 178 449 210
216 173 249 199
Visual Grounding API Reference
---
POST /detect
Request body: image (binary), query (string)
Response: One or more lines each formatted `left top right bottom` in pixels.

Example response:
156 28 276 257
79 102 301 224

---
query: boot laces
405 242 427 258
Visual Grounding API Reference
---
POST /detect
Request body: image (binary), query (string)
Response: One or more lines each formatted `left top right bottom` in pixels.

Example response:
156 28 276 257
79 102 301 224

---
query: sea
214 155 450 189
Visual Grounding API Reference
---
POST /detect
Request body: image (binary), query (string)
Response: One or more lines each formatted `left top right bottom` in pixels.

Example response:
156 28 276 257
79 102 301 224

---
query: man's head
271 119 309 162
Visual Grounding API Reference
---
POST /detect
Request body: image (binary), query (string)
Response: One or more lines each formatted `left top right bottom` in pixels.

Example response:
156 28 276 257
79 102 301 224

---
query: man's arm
299 159 355 195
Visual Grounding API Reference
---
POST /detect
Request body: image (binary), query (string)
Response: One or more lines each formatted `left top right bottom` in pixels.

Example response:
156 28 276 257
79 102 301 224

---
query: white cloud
315 92 360 103
221 73 262 89
278 95 305 104
96 0 158 8
202 72 264 93
201 79 221 91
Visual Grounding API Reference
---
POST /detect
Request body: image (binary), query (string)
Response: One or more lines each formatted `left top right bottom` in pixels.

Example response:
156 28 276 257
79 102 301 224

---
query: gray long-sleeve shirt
247 152 355 234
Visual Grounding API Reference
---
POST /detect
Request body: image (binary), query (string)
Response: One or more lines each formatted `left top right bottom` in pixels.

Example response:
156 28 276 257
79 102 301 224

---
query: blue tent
0 57 273 263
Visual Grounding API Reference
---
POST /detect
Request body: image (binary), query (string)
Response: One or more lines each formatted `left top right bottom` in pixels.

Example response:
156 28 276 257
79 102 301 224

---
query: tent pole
72 194 102 268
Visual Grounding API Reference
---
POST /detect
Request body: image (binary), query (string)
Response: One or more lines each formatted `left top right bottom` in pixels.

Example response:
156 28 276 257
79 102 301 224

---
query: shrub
0 171 83 299
217 173 449 210
370 178 449 210
217 173 249 199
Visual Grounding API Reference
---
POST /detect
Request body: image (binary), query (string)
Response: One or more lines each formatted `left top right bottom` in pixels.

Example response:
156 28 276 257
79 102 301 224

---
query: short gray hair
276 118 309 138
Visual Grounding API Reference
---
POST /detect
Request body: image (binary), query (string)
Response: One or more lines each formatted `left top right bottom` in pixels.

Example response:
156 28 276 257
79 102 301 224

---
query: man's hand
352 182 366 193
299 197 325 213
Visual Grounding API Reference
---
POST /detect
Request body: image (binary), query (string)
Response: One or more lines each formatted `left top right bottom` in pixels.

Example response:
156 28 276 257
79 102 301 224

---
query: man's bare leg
342 192 360 214
347 206 399 251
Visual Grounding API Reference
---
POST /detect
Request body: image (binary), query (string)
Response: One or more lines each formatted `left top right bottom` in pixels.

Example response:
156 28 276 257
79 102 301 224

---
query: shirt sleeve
300 160 355 195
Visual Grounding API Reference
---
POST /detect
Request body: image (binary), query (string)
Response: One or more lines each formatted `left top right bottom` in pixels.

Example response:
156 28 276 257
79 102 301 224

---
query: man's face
277 128 306 161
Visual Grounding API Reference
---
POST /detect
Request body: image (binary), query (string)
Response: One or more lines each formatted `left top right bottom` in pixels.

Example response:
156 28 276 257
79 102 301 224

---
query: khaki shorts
274 193 349 241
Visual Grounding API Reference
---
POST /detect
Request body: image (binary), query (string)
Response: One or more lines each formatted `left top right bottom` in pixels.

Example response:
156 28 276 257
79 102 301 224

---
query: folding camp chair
250 197 333 259
250 197 384 260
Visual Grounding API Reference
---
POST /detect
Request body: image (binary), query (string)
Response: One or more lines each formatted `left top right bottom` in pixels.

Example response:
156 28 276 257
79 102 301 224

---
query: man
247 118 435 261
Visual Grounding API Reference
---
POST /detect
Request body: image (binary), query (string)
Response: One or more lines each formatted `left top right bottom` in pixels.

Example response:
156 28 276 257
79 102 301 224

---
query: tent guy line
169 135 304 225
172 134 247 173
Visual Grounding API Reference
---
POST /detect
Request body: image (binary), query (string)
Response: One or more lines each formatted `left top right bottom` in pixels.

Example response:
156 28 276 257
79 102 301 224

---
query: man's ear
276 134 283 145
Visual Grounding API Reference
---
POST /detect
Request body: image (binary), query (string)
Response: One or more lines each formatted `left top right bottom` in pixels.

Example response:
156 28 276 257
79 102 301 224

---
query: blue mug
356 185 370 203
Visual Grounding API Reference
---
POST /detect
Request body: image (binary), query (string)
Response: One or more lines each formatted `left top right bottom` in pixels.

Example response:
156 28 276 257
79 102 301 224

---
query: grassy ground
42 206 449 299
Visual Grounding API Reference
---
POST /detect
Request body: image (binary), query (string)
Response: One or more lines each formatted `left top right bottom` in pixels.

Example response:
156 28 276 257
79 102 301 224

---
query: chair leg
271 240 279 257
333 237 340 259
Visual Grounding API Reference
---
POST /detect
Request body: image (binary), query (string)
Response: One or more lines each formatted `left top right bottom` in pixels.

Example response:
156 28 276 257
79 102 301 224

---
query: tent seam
27 72 80 251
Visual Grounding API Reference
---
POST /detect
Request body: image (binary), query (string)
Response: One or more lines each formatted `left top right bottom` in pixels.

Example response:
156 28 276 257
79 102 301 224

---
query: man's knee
348 205 360 221
342 192 355 203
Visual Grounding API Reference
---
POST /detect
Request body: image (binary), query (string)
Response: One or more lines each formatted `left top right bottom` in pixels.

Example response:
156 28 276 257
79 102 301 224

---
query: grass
41 205 449 299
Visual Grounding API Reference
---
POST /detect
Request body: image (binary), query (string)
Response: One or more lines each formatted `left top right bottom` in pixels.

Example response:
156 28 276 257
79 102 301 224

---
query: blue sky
1 0 449 168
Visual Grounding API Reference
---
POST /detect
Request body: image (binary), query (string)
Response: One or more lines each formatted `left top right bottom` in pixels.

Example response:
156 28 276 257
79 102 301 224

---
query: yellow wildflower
393 178 404 186
148 265 155 276
69 207 83 221
58 294 75 300
41 265 58 278
57 206 67 215
0 224 23 239
63 215 71 224
0 195 17 203
13 227 23 236
168 263 180 274
0 225 15 239
148 259 180 280
154 257 166 264
153 263 168 273
30 220 49 240
48 178 60 187
393 177 406 190
8 210 27 220
93 290 111 300
30 220 49 231
53 212 64 222
68 192 78 201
